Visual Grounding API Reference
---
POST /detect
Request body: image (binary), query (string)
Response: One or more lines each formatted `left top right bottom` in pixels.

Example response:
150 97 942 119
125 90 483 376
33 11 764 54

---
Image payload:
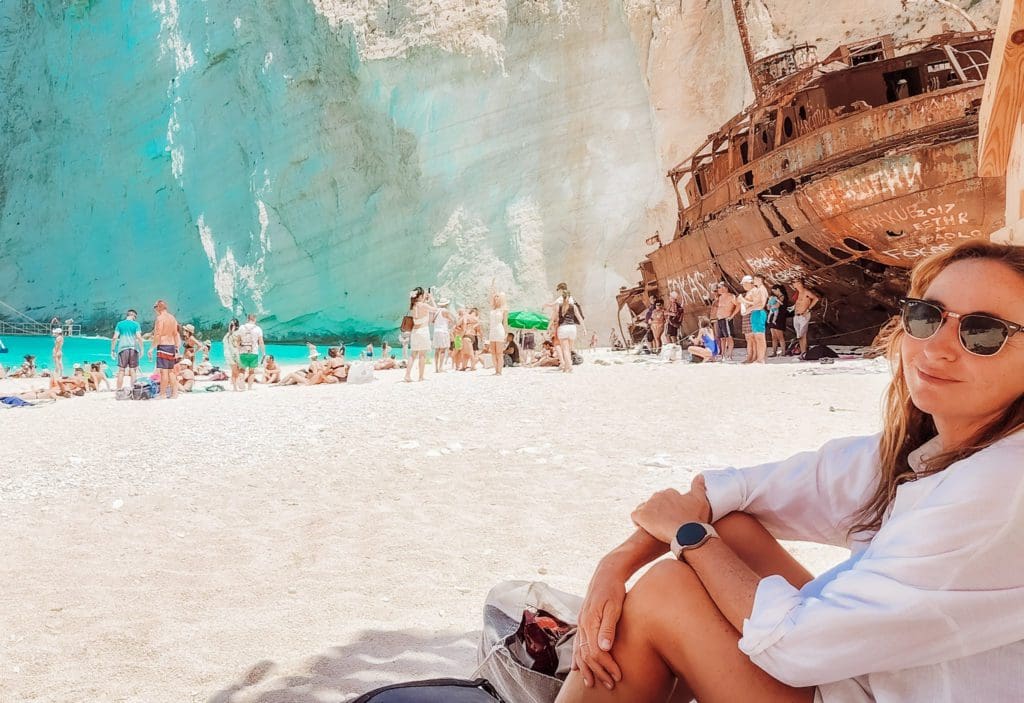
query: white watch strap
670 522 719 560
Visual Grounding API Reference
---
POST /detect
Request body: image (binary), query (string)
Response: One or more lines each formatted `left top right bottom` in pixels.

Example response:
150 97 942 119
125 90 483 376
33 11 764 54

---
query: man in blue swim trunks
110 309 144 391
147 299 181 399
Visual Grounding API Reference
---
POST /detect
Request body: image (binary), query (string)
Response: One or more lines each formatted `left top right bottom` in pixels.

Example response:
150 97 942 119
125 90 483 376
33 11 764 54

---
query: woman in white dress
557 239 1024 703
487 292 509 376
432 299 453 373
404 287 436 382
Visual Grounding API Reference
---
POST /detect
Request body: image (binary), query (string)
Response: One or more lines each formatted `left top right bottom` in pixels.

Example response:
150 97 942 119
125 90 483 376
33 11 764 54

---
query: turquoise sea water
0 335 384 373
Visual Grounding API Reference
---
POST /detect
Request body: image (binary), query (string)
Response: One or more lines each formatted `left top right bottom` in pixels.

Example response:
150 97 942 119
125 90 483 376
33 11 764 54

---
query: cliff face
0 0 999 338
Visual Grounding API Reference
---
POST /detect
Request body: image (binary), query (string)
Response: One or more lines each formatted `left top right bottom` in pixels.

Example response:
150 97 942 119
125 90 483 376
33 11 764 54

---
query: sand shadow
208 628 480 703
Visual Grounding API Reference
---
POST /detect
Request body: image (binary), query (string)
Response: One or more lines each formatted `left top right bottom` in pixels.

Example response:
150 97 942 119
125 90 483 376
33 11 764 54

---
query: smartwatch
670 522 719 560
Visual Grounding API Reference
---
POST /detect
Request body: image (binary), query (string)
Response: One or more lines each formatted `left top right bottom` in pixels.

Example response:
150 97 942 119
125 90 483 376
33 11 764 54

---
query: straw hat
180 358 192 366
183 324 196 333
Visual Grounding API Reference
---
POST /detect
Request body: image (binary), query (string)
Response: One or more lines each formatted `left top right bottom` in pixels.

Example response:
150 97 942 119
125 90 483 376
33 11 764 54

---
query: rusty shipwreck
618 7 1006 345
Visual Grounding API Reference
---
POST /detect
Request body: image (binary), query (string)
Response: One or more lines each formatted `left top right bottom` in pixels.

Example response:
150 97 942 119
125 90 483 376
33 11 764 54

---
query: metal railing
0 320 83 336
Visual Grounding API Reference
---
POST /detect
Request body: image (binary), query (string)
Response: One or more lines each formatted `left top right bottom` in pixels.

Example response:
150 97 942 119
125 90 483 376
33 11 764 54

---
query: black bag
803 344 838 360
352 678 504 703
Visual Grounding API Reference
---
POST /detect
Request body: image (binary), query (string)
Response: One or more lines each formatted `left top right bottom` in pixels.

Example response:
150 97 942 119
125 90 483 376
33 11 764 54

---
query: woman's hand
631 480 712 544
572 560 627 690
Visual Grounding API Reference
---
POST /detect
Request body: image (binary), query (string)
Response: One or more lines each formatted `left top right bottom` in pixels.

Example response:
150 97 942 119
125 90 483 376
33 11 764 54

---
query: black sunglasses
900 298 1024 356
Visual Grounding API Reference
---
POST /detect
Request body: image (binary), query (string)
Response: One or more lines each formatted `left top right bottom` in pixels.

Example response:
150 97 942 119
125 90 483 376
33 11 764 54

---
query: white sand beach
0 353 891 703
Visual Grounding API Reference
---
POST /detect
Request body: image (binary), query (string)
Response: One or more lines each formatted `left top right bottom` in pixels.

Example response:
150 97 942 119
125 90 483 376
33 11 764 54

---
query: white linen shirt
701 431 1024 702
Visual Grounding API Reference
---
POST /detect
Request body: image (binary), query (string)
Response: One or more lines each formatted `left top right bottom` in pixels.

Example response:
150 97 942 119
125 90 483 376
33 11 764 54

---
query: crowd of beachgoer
640 276 822 364
398 282 589 381
0 283 601 401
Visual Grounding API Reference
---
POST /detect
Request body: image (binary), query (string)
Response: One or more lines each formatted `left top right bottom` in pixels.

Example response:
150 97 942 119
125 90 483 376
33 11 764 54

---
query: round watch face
675 522 708 548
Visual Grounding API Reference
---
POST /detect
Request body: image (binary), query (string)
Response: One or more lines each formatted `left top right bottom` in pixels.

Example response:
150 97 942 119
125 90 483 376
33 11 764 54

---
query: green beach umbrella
507 310 551 330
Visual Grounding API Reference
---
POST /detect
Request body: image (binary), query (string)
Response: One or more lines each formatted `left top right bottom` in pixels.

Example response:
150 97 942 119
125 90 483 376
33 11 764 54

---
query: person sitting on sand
87 362 111 391
13 387 62 401
262 355 280 384
610 330 625 351
686 317 719 363
310 347 348 384
556 240 1024 703
373 355 398 371
279 349 322 386
177 359 196 392
503 333 521 368
529 340 560 368
50 374 86 396
10 355 36 378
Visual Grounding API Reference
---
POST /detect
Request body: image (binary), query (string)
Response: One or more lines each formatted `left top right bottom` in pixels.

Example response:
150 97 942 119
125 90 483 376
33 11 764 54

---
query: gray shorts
117 349 140 369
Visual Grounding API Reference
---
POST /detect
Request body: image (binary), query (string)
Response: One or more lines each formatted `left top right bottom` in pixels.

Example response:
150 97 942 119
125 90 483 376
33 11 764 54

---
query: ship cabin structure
620 30 1006 346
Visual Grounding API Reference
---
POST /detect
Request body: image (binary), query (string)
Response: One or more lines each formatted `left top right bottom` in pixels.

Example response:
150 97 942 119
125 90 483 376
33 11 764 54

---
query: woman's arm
701 434 881 547
727 440 1024 687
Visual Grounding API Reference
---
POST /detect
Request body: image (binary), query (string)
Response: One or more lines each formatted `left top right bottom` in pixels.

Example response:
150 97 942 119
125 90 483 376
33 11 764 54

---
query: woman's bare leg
559 339 573 372
556 513 814 703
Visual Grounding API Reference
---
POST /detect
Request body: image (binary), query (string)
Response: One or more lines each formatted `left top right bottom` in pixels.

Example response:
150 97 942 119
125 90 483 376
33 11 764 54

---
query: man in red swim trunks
147 299 181 399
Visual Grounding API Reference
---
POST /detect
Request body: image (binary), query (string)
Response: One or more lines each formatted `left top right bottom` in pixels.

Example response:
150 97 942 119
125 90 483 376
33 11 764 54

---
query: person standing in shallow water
556 240 1024 703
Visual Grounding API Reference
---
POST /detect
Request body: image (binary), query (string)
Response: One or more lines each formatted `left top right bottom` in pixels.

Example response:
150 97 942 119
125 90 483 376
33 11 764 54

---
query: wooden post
978 0 1024 245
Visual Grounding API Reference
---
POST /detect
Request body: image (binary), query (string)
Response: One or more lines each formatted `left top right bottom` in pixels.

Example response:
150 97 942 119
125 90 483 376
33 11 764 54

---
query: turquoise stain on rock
1 0 662 340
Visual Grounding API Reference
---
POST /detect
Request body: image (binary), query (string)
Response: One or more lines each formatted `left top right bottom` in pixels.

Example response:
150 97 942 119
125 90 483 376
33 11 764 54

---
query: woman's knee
624 560 703 622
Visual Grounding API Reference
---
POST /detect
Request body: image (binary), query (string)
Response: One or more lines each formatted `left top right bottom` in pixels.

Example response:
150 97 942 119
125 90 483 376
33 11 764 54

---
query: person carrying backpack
236 314 266 391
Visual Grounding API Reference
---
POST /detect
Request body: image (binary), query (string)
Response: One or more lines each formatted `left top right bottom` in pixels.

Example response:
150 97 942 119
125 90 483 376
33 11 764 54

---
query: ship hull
650 139 1004 343
623 34 1008 347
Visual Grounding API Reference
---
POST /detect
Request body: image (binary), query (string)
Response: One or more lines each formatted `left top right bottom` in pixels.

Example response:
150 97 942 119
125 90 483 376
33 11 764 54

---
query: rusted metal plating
621 31 1006 345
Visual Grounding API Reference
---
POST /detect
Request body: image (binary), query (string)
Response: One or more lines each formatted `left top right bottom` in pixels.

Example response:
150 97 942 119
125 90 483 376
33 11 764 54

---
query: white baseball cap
740 275 754 285
180 358 192 366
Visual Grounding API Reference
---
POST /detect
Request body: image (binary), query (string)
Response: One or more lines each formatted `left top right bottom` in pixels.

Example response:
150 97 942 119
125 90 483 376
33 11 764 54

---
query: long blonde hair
849 240 1024 536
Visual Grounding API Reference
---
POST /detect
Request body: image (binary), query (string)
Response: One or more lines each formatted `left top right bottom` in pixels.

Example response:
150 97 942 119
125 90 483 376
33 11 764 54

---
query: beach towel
474 581 581 703
0 396 32 408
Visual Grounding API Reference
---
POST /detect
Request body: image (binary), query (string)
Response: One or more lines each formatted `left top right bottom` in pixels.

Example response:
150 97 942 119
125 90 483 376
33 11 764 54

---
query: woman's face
901 258 1024 433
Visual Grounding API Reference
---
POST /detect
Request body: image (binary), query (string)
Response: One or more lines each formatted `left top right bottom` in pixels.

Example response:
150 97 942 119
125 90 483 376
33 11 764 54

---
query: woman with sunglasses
558 239 1024 703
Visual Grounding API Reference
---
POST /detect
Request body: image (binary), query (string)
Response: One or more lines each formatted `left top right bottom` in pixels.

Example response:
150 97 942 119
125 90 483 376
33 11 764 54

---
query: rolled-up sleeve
702 434 881 546
735 440 1024 687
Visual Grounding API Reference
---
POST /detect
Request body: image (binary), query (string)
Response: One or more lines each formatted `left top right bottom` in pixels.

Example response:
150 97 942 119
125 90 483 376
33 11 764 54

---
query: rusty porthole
799 105 808 121
829 247 852 260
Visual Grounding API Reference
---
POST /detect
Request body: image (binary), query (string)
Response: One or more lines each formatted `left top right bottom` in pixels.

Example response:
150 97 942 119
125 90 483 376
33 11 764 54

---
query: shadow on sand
208 628 480 703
